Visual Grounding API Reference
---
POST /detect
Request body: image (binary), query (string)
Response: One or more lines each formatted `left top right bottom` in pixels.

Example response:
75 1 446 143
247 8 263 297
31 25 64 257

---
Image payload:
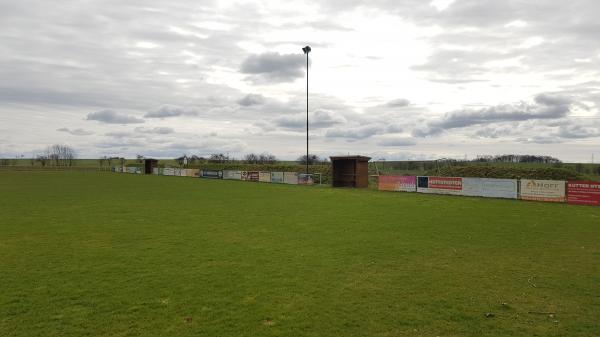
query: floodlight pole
303 45 311 175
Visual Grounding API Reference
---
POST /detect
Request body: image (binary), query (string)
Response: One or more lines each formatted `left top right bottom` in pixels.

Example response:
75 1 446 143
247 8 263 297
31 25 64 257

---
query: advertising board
416 176 463 195
283 172 299 185
298 174 314 185
223 170 242 180
461 178 518 199
246 171 259 181
520 179 566 202
163 168 175 176
567 181 600 206
378 176 416 192
259 171 271 183
201 170 222 179
271 172 284 183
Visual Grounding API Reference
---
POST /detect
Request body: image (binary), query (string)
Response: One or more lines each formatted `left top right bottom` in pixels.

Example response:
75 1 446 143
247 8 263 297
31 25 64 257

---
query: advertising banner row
122 166 141 174
221 170 313 185
379 175 600 206
152 168 200 177
114 167 314 186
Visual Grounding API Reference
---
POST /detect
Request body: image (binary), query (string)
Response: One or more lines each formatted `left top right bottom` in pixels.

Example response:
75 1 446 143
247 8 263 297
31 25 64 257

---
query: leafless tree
259 153 277 164
41 144 75 166
244 153 260 164
209 153 229 163
297 154 324 165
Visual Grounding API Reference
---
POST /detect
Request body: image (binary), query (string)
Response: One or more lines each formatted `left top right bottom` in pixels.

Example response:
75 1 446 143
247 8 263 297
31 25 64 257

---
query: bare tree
297 154 323 165
244 153 260 164
190 155 204 164
208 153 229 163
42 144 75 166
259 153 277 164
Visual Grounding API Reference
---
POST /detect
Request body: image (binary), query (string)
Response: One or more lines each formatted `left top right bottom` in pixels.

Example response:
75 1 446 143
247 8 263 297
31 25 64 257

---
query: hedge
426 166 587 181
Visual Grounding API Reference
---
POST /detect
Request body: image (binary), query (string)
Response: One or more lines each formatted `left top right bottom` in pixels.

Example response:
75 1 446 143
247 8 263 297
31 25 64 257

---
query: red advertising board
378 176 416 192
428 177 462 190
247 171 259 182
567 181 600 206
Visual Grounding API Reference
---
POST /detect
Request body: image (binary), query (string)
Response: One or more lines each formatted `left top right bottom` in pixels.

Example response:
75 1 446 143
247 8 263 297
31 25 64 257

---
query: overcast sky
1 0 599 161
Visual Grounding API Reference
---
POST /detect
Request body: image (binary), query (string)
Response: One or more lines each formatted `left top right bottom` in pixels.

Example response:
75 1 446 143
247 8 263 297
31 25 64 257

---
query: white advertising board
259 171 271 183
223 170 242 180
271 172 284 183
461 178 518 199
283 172 299 185
520 179 566 202
163 168 175 176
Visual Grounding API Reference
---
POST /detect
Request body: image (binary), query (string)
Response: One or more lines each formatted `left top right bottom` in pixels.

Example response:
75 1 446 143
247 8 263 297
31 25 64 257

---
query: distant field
1 171 599 337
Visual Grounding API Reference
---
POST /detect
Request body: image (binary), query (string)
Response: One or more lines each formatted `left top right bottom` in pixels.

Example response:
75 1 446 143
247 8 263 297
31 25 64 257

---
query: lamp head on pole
302 46 311 54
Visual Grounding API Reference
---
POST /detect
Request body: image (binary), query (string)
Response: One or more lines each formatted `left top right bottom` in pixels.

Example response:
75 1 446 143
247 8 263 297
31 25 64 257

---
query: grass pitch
1 171 598 337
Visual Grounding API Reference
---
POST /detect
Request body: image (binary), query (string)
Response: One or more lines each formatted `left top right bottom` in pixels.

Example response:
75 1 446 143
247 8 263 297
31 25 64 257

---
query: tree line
170 153 329 167
472 154 562 164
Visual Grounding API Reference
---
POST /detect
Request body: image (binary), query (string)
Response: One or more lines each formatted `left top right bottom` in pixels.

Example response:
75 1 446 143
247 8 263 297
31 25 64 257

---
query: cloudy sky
1 0 599 161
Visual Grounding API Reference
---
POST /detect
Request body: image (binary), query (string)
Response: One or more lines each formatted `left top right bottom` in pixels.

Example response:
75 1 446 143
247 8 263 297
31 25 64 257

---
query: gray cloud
144 105 199 118
517 136 562 144
56 127 94 136
134 126 175 134
386 124 404 133
386 98 410 108
240 52 306 83
86 110 144 124
312 109 347 128
273 109 346 130
557 124 600 139
411 126 443 138
377 137 416 146
326 124 384 139
415 93 573 136
237 94 266 106
273 115 304 129
473 126 517 139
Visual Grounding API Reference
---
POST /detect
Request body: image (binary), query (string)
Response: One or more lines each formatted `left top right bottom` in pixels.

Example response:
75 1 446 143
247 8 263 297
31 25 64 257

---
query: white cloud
430 0 456 11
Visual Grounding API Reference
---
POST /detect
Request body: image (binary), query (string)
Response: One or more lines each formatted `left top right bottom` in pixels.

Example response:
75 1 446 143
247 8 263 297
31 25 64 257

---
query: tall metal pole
302 46 311 175
306 51 309 175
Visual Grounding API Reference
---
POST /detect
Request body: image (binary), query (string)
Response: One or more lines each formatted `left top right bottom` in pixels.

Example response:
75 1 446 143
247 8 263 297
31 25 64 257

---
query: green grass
1 172 599 337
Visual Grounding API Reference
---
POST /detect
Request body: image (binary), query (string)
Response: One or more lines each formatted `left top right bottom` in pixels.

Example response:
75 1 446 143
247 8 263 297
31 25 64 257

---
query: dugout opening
330 155 371 188
144 159 158 174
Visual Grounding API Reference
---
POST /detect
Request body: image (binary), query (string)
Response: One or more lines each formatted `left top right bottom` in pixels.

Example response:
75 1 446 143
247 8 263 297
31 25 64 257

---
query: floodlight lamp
302 46 311 54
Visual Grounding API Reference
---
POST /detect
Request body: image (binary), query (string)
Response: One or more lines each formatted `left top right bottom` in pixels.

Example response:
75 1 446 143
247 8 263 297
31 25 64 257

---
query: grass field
1 172 599 337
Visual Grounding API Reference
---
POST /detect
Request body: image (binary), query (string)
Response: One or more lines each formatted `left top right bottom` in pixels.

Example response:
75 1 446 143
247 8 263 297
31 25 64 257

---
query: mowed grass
1 172 599 337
